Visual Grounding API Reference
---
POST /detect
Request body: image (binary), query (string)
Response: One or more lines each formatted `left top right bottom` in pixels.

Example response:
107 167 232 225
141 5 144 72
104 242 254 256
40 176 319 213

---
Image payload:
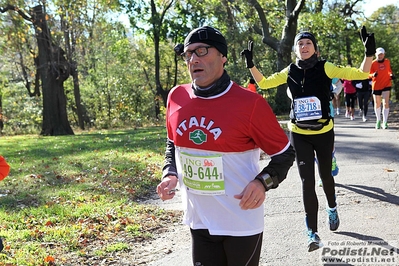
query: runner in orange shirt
247 78 257 93
370 47 395 129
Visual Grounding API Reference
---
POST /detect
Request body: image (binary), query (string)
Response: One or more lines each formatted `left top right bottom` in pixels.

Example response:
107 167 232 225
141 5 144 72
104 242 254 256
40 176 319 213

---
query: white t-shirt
166 81 291 236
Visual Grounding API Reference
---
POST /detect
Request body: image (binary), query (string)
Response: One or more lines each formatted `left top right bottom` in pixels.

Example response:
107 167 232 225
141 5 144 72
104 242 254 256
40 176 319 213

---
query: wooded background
0 0 398 136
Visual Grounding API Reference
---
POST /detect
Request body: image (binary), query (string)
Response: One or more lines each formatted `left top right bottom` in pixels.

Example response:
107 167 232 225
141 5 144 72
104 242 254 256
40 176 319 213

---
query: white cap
376 47 385 55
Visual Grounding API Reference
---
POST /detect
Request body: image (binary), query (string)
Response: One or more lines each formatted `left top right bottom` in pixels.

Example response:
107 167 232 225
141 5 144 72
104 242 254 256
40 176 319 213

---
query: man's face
184 42 227 88
377 53 385 60
295 38 316 60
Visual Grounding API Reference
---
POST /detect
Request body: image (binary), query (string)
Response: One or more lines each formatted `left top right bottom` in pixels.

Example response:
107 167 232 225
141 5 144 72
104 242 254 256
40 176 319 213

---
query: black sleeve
259 144 295 189
362 79 370 89
162 139 178 179
351 80 359 87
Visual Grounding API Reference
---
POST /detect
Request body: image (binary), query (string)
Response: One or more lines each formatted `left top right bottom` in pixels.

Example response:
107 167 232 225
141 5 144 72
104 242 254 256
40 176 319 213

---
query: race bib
294 96 322 121
180 152 225 195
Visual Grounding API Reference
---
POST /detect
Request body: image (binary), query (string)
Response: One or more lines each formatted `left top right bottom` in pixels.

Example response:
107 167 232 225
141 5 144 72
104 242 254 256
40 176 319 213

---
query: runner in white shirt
157 26 295 266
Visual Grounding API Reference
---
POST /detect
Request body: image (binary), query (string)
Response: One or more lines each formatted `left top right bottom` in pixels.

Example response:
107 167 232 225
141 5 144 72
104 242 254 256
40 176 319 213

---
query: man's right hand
157 175 178 201
240 40 255 68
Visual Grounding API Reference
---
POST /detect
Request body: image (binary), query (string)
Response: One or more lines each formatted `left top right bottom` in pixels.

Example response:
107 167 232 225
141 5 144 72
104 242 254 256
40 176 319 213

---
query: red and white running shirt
166 81 291 236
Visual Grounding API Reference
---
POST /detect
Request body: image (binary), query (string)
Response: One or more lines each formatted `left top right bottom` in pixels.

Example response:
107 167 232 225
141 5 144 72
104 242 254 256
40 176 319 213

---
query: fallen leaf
44 255 55 262
45 220 53 227
383 168 395 172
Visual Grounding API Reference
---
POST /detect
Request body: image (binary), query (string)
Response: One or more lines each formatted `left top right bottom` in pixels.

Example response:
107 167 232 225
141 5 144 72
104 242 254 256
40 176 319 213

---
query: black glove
373 72 378 77
174 43 184 56
360 26 376 57
240 40 254 68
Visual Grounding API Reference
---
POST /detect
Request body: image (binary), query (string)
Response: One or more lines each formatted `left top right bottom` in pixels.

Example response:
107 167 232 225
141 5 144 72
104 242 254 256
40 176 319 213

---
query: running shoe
331 157 339 176
327 207 340 231
307 231 322 252
362 116 367 122
375 120 381 129
382 122 388 129
350 115 355 120
345 112 349 118
336 109 340 115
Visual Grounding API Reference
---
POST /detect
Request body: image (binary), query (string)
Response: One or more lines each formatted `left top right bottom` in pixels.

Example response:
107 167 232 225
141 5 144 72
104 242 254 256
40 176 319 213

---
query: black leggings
357 91 370 116
191 229 263 266
345 92 357 108
290 130 336 233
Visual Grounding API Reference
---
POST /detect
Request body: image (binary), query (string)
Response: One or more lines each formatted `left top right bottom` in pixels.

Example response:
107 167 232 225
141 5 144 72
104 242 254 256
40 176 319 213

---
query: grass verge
0 127 182 265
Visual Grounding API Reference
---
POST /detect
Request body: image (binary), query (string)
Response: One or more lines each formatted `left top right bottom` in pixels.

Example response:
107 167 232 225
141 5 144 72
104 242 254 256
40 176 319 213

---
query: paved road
147 111 399 266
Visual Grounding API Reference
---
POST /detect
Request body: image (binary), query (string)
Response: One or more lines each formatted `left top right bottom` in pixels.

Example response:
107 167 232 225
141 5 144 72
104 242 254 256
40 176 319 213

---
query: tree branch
248 0 279 50
0 4 33 22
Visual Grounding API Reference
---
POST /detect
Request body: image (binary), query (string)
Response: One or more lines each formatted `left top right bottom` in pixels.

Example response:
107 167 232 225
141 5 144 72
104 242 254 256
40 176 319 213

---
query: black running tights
190 228 263 266
290 129 336 233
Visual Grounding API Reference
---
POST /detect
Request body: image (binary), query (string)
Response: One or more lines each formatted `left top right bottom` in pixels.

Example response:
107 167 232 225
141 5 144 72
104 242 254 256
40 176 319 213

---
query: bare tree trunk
0 96 4 133
62 15 86 130
1 4 73 135
345 36 353 66
31 5 74 135
151 0 173 109
248 0 306 114
71 69 85 129
221 0 238 65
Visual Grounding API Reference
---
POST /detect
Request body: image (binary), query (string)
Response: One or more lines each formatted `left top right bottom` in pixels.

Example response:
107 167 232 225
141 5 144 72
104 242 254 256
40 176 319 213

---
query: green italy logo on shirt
189 129 207 145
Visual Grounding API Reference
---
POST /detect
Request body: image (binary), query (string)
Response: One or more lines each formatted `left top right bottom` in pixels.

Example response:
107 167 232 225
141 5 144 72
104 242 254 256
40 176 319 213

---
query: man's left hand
234 179 266 210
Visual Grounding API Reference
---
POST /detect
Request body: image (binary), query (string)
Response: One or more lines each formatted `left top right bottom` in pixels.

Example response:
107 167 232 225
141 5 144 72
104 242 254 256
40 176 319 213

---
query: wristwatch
255 173 274 191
